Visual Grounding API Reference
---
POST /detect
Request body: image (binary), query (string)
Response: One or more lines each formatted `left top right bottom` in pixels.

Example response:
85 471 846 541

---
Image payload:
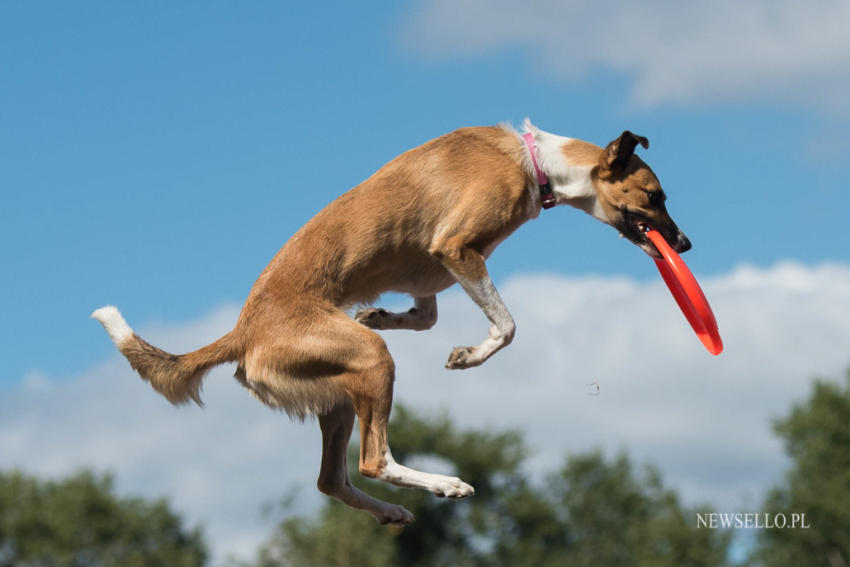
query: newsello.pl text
696 513 811 529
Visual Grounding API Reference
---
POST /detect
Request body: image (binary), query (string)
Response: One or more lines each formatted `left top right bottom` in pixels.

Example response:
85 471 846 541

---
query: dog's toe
433 477 475 499
379 505 415 526
355 308 389 328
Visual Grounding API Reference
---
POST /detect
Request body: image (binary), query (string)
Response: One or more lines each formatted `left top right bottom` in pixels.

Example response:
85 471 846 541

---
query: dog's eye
646 191 665 206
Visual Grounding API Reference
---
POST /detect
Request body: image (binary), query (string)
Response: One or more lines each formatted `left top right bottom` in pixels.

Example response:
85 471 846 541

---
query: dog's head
592 131 691 258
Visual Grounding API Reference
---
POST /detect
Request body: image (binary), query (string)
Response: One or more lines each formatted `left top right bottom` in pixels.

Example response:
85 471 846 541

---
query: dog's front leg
355 296 437 331
431 240 515 369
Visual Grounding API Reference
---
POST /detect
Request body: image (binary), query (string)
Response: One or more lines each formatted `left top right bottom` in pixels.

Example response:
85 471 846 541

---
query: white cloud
385 262 850 508
400 0 850 112
4 263 850 563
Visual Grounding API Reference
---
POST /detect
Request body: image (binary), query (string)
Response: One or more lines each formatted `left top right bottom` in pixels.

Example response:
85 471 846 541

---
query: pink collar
522 133 556 209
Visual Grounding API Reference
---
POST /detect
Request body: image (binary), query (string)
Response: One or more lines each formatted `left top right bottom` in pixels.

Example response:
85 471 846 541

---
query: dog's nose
676 234 692 253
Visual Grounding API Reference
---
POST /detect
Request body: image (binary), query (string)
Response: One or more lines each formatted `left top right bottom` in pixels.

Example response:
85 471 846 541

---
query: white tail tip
91 305 134 347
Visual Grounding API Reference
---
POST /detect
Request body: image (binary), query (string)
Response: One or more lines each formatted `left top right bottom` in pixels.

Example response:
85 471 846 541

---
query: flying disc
645 229 723 355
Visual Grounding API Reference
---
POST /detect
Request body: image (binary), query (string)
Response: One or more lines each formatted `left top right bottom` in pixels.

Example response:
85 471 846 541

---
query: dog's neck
522 122 608 223
521 133 556 210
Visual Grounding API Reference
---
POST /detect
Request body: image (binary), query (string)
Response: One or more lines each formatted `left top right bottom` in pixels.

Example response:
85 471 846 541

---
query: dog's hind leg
317 401 414 525
337 331 475 500
254 304 471 512
378 448 475 499
355 295 437 331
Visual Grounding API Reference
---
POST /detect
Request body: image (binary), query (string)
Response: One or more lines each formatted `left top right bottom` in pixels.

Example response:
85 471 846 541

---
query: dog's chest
363 254 457 298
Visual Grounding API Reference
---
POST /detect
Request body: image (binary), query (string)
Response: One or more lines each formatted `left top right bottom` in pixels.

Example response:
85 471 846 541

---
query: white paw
445 346 481 369
432 476 475 500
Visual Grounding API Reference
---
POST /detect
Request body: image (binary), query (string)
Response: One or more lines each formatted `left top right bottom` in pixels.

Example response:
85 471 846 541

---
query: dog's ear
604 131 649 170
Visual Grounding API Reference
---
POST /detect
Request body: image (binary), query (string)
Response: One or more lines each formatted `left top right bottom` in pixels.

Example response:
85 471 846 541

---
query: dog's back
244 126 533 310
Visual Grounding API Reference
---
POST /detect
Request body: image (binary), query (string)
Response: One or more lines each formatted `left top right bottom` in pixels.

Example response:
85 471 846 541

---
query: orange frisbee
645 229 723 355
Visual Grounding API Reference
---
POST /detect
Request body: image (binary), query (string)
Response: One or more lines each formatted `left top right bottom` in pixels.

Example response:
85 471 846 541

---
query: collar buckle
522 132 556 210
539 183 556 209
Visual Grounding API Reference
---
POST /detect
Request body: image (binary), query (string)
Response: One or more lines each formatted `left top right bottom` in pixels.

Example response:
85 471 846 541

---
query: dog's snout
676 234 692 253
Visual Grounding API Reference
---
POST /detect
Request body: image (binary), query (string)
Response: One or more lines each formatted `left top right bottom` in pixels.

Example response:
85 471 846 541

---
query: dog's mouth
617 210 662 259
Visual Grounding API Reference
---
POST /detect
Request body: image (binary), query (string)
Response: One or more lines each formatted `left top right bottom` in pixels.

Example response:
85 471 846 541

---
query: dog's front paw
445 346 480 369
356 307 392 329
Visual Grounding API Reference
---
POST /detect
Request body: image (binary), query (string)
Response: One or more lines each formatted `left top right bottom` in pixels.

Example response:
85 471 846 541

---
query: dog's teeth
618 232 625 238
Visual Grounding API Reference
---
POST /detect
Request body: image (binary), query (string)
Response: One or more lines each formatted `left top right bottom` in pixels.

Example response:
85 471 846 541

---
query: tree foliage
254 405 731 567
751 371 850 567
0 469 207 567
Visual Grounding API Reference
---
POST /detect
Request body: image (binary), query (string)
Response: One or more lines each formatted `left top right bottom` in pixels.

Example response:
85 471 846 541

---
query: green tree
547 452 730 567
0 469 207 567
254 405 731 567
751 372 850 567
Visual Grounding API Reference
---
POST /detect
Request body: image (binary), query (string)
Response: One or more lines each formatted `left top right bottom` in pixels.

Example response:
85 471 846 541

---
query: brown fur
120 333 238 406
562 138 604 166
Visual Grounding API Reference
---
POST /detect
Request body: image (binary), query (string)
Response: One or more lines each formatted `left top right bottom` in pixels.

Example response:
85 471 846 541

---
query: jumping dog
93 120 690 525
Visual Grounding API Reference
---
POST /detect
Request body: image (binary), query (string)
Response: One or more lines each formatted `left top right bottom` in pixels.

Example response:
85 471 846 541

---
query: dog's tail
91 305 240 406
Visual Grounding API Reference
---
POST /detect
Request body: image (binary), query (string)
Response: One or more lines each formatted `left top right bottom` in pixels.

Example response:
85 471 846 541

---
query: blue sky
3 2 847 385
3 3 850 562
